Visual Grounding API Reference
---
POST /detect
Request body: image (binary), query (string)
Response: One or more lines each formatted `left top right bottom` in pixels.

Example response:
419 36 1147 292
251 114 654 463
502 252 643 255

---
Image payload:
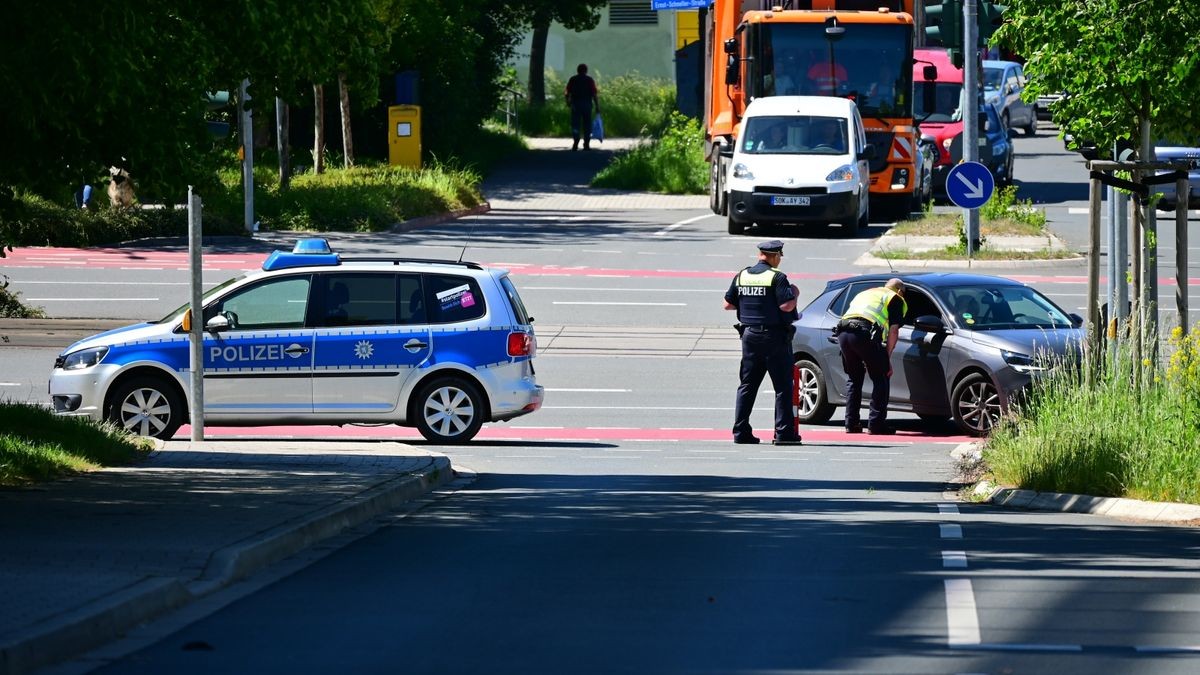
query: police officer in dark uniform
724 240 803 445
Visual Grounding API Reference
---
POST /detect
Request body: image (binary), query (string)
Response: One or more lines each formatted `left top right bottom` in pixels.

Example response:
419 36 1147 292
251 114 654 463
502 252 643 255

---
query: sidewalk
0 440 455 675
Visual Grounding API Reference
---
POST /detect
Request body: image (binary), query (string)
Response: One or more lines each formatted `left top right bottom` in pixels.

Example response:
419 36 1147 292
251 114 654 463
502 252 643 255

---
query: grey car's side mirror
1069 313 1085 328
914 315 948 333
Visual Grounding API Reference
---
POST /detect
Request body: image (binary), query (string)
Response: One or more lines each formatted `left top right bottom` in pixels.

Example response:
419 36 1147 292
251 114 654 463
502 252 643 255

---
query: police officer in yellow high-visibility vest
723 240 803 445
836 278 908 435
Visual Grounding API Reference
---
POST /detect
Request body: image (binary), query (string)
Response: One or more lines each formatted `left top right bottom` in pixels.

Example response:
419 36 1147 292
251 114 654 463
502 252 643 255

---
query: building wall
511 3 701 95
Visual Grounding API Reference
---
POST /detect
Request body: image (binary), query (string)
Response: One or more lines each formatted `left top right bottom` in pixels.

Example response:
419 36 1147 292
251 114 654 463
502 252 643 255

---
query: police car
49 239 544 443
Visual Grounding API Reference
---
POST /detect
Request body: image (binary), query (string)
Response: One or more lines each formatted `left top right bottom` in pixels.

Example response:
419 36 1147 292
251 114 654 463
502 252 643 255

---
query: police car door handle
404 338 428 351
284 345 310 356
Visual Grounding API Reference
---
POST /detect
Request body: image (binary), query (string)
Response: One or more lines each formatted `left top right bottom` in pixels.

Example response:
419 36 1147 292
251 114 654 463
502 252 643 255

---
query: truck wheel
106 376 185 439
709 161 722 214
795 358 835 424
414 377 485 444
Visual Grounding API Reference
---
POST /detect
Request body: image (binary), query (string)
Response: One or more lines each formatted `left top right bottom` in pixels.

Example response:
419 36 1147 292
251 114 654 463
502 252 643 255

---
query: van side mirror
923 65 937 81
978 112 988 134
723 38 738 55
858 145 877 161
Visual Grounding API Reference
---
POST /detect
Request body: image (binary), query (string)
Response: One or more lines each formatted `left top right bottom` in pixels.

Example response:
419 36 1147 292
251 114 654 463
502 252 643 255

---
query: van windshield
741 115 848 155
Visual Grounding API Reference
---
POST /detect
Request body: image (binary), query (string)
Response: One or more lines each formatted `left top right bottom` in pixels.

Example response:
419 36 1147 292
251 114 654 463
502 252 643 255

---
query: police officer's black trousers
837 330 890 430
733 327 794 440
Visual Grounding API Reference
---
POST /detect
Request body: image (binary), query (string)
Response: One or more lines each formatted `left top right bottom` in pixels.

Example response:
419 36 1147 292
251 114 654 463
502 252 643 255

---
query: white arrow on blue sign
945 161 995 210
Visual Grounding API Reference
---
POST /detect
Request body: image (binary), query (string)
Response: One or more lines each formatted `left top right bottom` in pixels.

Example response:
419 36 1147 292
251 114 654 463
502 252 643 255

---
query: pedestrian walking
835 278 908 434
724 240 803 445
565 63 600 151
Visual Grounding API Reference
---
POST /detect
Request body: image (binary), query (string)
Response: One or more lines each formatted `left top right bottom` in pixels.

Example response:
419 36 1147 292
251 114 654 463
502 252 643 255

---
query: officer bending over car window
835 278 907 435
724 240 804 446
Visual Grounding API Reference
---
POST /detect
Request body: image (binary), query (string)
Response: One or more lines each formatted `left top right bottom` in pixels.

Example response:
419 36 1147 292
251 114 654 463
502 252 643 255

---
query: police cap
757 240 785 254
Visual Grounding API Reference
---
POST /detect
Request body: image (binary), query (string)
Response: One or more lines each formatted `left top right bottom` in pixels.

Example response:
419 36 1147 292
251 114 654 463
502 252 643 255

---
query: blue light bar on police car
261 238 341 271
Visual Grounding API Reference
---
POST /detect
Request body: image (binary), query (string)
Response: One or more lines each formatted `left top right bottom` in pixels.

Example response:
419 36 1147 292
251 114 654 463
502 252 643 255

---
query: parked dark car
790 273 1085 436
1152 141 1200 211
982 60 1038 136
922 101 1015 194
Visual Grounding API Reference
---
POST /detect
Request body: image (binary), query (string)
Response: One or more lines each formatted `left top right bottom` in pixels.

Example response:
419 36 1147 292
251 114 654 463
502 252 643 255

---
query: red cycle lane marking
175 424 971 444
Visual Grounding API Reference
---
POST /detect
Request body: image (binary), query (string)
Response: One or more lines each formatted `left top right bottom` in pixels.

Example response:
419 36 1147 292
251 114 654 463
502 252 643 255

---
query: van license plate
772 196 810 206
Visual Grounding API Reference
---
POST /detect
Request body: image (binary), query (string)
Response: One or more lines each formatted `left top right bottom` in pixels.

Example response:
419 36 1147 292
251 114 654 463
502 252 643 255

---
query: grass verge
591 112 707 194
1 276 46 318
985 324 1200 505
0 402 154 485
876 246 1076 261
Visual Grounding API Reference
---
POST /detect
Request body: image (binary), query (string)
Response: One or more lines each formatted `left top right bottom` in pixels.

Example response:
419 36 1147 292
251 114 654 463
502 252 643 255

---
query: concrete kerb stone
856 230 1084 268
390 202 491 233
0 453 455 675
951 443 1200 524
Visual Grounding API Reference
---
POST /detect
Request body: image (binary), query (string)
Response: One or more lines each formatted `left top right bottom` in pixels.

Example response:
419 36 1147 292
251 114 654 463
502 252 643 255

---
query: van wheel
106 376 185 439
727 214 746 235
414 377 485 444
795 358 835 424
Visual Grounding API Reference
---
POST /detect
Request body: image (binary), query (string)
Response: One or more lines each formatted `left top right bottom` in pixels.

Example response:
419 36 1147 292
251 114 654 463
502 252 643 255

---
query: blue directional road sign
945 161 995 209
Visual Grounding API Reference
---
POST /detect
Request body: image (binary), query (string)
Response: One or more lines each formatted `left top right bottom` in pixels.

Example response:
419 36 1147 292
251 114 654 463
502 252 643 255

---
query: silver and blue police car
49 239 544 443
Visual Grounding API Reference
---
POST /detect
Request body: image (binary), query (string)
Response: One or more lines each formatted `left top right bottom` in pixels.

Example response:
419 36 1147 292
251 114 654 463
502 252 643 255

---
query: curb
391 203 491 233
0 458 455 675
950 443 1200 524
854 252 1085 269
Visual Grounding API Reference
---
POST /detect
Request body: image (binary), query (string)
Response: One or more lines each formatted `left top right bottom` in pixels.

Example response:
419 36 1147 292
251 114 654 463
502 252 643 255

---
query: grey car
982 60 1037 136
791 273 1084 435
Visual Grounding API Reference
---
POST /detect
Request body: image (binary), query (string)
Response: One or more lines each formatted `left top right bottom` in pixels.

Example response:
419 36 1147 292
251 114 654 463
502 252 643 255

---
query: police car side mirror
205 314 231 332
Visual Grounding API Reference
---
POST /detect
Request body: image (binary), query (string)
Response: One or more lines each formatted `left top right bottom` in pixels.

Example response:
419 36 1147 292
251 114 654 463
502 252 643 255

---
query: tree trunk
528 18 549 108
275 97 290 191
313 83 326 175
338 72 354 168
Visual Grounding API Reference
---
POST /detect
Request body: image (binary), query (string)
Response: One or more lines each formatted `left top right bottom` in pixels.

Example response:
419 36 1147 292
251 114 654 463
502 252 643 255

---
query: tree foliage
997 0 1200 152
523 1 607 107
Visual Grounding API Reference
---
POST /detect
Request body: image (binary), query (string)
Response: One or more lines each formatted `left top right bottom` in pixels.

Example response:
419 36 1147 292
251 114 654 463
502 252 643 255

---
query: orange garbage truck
706 0 922 229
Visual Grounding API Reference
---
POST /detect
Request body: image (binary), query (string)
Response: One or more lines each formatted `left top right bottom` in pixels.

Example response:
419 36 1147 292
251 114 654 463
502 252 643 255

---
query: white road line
939 503 960 515
654 213 714 237
944 579 982 646
0 382 21 386
829 458 894 462
940 524 964 539
552 301 687 306
841 451 902 455
523 286 712 293
510 426 566 429
745 456 811 460
25 297 159 301
942 551 968 568
545 388 631 393
120 267 163 270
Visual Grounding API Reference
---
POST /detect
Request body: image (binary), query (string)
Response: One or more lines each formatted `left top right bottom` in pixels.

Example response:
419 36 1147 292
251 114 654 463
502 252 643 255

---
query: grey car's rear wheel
106 376 184 439
414 377 485 444
951 372 1002 436
795 358 835 424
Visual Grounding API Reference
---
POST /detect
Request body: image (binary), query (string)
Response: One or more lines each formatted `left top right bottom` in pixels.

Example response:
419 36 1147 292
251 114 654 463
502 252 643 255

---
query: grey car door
892 287 953 414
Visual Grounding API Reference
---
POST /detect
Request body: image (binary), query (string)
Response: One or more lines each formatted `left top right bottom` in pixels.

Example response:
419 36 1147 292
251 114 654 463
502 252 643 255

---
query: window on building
609 0 658 26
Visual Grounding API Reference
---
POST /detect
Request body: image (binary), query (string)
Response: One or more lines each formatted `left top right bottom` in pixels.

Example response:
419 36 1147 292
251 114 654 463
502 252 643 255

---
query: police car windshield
154 276 244 323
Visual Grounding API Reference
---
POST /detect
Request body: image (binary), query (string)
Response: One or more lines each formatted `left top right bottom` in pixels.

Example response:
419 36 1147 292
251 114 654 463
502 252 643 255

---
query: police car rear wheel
106 377 184 440
795 358 835 424
414 377 484 444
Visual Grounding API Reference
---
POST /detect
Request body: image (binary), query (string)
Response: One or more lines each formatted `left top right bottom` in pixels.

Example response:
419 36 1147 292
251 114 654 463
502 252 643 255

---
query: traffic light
205 91 232 138
977 1 1007 44
926 0 964 67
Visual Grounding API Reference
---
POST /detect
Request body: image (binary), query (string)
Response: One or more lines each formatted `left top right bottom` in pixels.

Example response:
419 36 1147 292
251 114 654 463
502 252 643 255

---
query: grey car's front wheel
951 372 1002 436
795 358 836 424
106 376 185 439
413 377 485 444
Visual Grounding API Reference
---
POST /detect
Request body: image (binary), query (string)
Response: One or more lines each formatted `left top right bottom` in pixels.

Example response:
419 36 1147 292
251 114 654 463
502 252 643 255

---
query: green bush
0 402 152 485
591 112 708 194
985 324 1200 504
0 276 46 318
515 70 675 138
981 185 1047 228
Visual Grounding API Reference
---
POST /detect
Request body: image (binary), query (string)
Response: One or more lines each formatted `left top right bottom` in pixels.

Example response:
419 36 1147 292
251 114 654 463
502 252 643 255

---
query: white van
725 96 873 236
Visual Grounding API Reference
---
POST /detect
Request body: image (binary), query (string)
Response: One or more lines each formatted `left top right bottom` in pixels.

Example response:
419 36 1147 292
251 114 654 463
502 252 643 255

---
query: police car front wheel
413 377 485 444
106 376 185 440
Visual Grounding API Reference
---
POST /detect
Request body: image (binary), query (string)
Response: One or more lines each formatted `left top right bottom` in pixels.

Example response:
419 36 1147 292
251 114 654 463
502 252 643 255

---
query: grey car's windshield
982 68 1004 90
936 284 1073 330
155 275 244 323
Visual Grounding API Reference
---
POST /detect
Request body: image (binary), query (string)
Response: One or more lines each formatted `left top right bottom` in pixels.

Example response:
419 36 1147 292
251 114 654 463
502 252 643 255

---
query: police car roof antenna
457 217 478 264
